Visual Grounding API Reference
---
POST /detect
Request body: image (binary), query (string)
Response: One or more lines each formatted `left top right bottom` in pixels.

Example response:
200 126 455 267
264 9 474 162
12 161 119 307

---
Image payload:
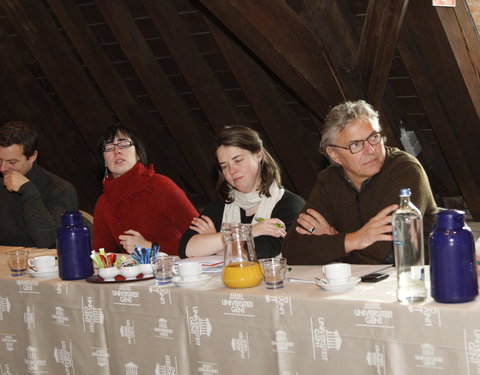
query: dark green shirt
282 147 438 265
0 163 78 248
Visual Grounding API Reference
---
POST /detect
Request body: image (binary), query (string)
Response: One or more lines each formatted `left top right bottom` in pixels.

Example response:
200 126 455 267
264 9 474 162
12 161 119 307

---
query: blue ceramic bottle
429 210 478 303
56 211 94 280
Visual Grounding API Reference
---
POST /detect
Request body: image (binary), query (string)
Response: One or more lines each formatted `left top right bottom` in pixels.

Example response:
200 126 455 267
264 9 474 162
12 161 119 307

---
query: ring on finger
309 227 317 234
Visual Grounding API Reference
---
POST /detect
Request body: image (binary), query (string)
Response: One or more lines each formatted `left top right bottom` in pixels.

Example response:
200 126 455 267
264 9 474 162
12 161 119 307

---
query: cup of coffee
175 261 202 281
322 263 351 285
7 249 30 276
28 255 56 272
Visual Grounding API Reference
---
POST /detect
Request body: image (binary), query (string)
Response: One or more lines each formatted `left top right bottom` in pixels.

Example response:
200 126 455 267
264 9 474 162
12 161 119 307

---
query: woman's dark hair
0 121 38 158
97 124 148 168
215 125 282 203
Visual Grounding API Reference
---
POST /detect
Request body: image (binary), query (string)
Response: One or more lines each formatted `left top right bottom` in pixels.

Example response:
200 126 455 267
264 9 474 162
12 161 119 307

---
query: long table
0 246 479 374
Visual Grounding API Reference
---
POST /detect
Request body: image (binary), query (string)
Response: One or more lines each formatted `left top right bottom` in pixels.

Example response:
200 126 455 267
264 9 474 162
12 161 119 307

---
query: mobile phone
361 272 389 282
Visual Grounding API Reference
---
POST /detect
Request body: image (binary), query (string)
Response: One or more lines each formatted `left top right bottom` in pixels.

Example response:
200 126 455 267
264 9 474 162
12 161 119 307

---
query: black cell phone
361 272 389 282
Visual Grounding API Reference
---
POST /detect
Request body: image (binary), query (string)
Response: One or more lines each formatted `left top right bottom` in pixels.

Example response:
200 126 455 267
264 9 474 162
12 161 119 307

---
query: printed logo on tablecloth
366 344 386 374
154 318 174 339
0 334 16 352
25 346 47 373
91 347 110 367
407 306 442 327
154 355 178 375
465 329 480 374
54 340 75 374
272 330 294 353
124 361 138 375
55 281 70 295
186 306 212 346
120 320 136 344
112 286 141 306
16 280 39 294
148 286 172 305
353 302 394 328
310 317 342 360
82 296 104 333
0 297 11 320
198 361 218 375
264 295 292 316
24 306 35 330
231 331 250 359
52 306 70 326
0 363 14 375
221 293 255 317
415 343 444 369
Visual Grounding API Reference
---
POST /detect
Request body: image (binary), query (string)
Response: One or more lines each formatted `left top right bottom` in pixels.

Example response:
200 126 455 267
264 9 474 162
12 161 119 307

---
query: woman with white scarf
178 125 304 259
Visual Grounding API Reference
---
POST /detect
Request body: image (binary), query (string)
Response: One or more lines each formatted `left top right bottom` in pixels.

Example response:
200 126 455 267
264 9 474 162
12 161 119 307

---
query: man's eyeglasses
328 131 384 154
103 140 134 152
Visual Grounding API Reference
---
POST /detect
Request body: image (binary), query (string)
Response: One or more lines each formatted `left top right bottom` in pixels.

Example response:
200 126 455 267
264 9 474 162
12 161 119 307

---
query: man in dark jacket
283 100 437 265
0 121 77 248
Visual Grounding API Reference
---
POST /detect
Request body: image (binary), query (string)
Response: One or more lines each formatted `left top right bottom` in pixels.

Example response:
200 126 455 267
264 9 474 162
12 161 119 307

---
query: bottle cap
399 188 411 197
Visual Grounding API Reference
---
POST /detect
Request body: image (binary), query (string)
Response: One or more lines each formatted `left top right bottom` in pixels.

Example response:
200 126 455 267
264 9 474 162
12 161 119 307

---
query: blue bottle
429 210 478 303
57 211 94 280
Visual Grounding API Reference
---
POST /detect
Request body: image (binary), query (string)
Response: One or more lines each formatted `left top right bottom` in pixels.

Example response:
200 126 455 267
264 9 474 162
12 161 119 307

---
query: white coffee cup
175 261 202 281
322 263 351 285
28 255 56 271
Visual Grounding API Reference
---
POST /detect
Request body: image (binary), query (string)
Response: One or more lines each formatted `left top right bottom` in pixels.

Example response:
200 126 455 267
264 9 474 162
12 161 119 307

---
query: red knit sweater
93 163 198 255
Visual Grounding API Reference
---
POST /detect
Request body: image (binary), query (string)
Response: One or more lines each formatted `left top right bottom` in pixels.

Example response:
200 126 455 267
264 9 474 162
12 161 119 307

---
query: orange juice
222 261 263 288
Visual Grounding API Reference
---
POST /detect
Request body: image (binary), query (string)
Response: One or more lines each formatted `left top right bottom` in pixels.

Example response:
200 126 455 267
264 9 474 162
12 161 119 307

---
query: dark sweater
282 147 438 265
178 190 305 259
0 163 78 248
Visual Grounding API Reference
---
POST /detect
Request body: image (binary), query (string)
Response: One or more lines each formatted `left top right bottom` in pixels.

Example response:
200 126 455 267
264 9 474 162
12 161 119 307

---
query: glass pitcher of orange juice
221 223 263 288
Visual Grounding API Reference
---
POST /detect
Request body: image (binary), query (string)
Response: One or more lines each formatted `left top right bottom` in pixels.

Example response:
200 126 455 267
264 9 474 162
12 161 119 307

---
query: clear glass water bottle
392 188 427 304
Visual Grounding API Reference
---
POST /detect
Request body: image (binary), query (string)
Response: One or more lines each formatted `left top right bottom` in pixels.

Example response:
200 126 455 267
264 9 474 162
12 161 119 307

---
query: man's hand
344 204 398 253
3 171 30 192
119 230 151 254
295 208 338 236
190 215 217 234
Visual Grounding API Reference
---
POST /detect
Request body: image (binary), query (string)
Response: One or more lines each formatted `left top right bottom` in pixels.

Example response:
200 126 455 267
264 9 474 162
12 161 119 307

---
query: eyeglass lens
349 132 382 153
103 140 132 152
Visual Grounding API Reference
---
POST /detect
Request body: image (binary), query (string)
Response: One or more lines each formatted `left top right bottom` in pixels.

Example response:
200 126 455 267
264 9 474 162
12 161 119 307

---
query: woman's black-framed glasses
328 131 384 154
103 140 134 152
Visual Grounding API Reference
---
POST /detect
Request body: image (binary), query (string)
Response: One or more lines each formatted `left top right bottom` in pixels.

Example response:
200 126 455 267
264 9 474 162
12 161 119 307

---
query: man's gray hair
319 100 381 155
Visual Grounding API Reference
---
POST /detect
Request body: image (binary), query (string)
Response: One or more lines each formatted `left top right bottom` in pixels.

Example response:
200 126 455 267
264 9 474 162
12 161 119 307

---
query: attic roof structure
0 0 479 218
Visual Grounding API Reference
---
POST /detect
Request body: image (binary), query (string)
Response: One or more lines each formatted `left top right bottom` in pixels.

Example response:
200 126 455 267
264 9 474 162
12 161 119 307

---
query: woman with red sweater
93 124 198 255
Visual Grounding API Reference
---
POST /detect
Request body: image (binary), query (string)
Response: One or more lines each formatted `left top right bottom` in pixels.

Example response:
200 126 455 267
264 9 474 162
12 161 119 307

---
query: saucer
173 274 211 288
316 276 361 292
28 266 59 279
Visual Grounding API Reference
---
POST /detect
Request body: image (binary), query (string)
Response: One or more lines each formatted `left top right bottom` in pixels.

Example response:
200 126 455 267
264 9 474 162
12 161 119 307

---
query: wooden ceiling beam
436 4 480 121
96 0 216 197
143 0 247 131
357 0 409 109
208 18 319 196
0 27 100 211
46 0 202 195
398 1 480 218
198 0 344 119
287 0 364 101
0 0 112 149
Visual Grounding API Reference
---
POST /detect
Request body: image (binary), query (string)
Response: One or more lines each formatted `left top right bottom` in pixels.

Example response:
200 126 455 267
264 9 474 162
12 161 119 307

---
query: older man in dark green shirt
283 100 437 265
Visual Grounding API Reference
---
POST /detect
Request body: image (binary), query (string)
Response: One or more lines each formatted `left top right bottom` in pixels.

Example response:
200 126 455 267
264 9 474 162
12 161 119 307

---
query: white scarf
222 182 285 224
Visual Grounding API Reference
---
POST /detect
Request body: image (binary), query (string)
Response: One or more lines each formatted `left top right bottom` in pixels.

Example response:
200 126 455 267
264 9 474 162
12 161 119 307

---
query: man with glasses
0 121 77 248
283 100 437 264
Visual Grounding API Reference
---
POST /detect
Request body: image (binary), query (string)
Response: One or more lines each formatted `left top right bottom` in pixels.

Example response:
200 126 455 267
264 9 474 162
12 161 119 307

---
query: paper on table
287 264 393 284
177 255 224 274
